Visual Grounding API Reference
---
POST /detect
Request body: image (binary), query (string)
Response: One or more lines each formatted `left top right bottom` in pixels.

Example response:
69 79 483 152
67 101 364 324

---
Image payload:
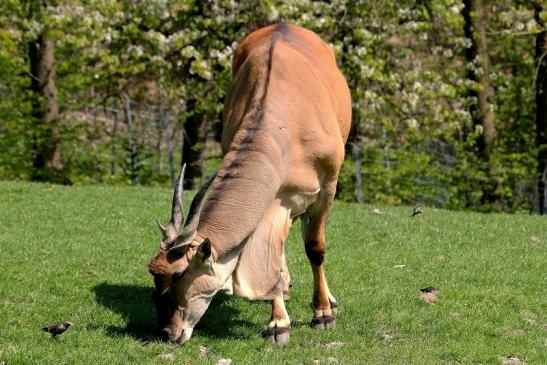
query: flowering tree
0 0 545 212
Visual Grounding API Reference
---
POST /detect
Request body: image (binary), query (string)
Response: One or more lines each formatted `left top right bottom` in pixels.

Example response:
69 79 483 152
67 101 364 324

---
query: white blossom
442 48 453 58
406 118 418 129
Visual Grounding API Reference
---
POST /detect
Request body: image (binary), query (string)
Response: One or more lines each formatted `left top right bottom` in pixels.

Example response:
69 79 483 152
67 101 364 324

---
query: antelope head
161 237 227 343
148 164 216 332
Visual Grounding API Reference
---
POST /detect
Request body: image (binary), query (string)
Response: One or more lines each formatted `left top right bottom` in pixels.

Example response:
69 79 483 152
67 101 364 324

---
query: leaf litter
419 286 439 305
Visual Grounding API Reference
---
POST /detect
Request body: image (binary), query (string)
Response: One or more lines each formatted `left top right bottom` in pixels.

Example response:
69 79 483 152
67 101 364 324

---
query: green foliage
0 1 545 211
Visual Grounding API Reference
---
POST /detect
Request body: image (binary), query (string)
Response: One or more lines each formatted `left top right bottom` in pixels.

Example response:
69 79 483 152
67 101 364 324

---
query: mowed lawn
0 181 545 365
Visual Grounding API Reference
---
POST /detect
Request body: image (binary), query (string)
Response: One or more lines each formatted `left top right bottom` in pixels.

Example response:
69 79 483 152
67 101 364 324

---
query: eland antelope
148 23 351 344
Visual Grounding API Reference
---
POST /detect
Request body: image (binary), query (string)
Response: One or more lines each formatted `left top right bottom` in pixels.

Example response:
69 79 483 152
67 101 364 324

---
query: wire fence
71 96 184 186
73 100 543 213
348 139 540 212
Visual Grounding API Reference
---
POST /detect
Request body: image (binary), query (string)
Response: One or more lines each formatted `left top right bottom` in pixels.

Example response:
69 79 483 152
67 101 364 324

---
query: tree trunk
166 116 176 186
535 5 547 214
182 99 208 189
462 0 500 207
28 32 64 182
156 113 164 177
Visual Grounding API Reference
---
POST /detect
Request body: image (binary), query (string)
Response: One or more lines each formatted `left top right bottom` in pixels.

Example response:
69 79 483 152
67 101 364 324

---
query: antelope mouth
178 327 193 344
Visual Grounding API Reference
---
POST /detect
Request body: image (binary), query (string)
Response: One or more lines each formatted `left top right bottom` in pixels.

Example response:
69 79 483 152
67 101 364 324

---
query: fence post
541 166 546 214
352 143 365 204
167 116 176 186
110 107 118 175
123 94 138 184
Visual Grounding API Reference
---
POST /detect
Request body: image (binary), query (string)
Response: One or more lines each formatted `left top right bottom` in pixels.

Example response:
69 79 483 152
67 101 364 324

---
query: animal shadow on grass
92 282 260 342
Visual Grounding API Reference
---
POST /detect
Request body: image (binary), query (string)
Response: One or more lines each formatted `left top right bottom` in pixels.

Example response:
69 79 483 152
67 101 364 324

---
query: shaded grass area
0 181 545 364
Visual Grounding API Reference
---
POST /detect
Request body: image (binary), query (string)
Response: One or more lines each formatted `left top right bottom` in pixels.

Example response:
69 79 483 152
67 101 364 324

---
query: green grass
0 181 545 365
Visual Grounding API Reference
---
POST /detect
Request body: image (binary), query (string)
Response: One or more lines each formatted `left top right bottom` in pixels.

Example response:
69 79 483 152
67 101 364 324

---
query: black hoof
311 315 336 330
262 326 291 345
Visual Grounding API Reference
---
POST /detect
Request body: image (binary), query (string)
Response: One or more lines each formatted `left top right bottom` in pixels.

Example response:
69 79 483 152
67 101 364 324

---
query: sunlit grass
0 181 545 364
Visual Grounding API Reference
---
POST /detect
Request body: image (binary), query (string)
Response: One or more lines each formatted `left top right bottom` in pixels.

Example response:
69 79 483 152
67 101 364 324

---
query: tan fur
197 24 350 252
148 251 170 276
161 23 351 344
232 199 292 299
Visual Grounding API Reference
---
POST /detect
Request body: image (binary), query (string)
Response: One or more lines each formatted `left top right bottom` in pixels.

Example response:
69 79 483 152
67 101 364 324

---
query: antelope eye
172 271 186 282
153 275 163 289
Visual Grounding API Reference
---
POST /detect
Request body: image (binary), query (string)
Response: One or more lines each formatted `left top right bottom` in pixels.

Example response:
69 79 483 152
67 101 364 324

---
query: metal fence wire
75 101 541 213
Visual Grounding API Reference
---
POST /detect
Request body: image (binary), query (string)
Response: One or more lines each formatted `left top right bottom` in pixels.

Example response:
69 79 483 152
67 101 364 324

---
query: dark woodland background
1 0 546 214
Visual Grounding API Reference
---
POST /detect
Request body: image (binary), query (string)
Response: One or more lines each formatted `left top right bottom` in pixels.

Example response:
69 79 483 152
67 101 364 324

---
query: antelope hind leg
302 190 338 330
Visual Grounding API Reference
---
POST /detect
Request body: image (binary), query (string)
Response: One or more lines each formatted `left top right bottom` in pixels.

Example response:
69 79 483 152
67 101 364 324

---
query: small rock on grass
501 356 527 364
325 341 344 349
216 359 233 365
529 236 540 245
156 353 175 361
312 358 339 364
198 344 212 357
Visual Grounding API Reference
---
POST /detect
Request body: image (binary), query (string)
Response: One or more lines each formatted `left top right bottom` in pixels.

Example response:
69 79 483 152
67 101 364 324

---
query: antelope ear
197 238 212 260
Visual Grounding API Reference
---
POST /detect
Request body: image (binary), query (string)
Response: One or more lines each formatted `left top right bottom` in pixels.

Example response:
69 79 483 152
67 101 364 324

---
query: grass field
0 181 545 365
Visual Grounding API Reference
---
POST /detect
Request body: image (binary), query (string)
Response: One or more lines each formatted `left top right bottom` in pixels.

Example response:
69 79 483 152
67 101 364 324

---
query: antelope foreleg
262 292 291 345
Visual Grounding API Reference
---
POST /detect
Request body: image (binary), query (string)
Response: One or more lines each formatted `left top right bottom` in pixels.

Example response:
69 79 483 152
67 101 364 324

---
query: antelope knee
305 240 325 265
